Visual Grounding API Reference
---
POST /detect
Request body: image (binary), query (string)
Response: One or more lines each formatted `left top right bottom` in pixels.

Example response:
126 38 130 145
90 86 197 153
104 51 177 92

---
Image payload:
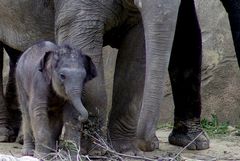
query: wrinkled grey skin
0 0 209 154
16 41 96 156
0 1 54 50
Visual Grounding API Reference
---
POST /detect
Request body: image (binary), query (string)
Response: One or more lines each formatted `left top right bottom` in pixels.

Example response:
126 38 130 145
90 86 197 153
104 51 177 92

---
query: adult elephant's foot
0 126 14 142
21 138 34 156
168 119 209 150
22 147 34 156
137 135 159 152
111 139 143 156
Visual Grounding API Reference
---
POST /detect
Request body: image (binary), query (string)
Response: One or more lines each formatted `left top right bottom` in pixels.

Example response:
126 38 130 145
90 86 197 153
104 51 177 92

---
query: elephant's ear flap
38 51 53 84
83 55 97 82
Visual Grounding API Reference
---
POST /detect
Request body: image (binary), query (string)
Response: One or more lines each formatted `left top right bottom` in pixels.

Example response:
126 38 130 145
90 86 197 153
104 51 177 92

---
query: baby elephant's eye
59 73 66 80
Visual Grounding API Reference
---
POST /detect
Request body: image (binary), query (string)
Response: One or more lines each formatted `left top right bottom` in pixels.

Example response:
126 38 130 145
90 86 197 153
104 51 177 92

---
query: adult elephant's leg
62 103 81 154
168 0 209 150
136 0 180 151
3 45 22 141
0 43 11 142
55 0 107 153
108 24 145 154
220 0 240 66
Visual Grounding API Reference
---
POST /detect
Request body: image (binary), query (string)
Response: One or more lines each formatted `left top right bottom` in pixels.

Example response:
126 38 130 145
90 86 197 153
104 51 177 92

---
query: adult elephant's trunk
68 94 88 122
135 0 180 149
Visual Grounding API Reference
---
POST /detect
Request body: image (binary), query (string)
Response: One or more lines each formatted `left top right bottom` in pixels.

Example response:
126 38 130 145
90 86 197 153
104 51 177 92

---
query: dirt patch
0 129 239 160
154 129 240 161
0 142 22 157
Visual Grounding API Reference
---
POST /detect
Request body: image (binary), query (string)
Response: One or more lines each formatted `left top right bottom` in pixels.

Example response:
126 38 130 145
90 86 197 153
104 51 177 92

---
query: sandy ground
154 129 240 161
0 129 239 161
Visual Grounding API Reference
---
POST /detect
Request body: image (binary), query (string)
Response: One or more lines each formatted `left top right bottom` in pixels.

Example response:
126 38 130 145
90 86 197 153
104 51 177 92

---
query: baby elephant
16 41 96 156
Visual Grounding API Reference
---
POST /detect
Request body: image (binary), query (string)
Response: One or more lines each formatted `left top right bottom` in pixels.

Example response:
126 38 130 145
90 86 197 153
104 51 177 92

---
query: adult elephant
54 0 210 152
0 0 210 153
54 0 182 153
55 0 240 152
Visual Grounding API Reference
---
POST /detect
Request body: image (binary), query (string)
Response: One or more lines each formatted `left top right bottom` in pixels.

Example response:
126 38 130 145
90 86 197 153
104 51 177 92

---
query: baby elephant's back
17 41 57 76
16 41 57 86
17 41 57 69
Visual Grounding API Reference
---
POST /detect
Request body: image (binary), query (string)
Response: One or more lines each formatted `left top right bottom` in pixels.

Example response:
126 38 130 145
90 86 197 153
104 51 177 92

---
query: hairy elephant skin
16 41 96 157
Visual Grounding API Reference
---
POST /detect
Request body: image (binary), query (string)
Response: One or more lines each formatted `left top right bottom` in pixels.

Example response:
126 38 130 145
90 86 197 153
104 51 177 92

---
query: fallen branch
85 131 174 161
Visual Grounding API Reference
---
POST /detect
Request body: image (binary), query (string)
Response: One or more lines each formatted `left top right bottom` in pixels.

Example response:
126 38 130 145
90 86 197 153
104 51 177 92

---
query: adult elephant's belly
0 23 54 51
0 0 55 51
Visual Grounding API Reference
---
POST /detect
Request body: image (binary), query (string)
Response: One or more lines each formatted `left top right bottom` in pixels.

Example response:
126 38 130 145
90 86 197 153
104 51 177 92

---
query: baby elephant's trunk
69 94 88 122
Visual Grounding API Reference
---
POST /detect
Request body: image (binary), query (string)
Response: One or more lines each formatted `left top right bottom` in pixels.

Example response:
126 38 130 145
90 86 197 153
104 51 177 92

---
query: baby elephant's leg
48 109 63 144
29 99 55 156
19 94 34 156
22 112 34 156
17 86 34 156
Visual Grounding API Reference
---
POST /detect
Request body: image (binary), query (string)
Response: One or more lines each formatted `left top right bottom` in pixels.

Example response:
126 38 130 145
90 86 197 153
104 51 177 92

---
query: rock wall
162 0 240 125
196 0 240 125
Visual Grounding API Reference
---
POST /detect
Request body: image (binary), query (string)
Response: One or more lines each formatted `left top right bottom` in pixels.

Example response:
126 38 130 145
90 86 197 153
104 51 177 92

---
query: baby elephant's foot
168 119 209 150
137 135 159 152
111 139 143 156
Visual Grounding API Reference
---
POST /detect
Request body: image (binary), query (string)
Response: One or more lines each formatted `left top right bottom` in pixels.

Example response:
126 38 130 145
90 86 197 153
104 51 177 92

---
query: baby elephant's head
39 45 97 122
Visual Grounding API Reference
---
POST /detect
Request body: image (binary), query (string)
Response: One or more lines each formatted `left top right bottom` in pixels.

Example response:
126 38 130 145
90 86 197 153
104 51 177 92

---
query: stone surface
162 0 240 125
160 0 240 124
196 0 240 125
161 0 240 125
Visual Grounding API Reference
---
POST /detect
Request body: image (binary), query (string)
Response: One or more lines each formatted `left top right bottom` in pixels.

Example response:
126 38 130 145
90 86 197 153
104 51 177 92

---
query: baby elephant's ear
39 51 52 72
84 55 97 82
38 51 53 84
